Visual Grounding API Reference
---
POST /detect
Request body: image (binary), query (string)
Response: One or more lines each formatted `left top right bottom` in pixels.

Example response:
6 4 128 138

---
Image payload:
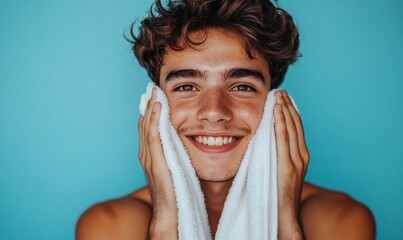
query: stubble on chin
192 162 239 182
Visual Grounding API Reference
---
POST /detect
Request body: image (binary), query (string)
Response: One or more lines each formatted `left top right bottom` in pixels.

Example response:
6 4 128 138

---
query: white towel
140 82 297 240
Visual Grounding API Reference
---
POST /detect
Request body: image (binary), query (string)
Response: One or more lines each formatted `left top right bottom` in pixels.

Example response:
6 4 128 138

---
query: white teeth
193 136 237 146
208 137 214 145
215 137 223 146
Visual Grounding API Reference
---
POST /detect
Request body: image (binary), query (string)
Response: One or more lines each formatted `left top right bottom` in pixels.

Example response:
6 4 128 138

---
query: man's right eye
174 84 197 92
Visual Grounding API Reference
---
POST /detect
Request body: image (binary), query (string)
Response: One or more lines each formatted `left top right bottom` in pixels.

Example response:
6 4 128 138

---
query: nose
196 88 232 123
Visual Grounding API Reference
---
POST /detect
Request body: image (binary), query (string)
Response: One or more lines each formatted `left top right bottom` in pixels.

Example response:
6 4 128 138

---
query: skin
76 29 376 239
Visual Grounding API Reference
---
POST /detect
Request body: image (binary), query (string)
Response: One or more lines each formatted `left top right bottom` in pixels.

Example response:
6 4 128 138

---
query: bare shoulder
301 182 376 240
76 186 152 240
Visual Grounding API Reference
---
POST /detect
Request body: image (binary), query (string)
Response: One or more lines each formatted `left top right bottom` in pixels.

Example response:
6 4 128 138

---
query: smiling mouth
191 136 240 146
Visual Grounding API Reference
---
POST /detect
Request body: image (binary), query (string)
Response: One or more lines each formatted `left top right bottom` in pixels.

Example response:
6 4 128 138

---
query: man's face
159 29 271 181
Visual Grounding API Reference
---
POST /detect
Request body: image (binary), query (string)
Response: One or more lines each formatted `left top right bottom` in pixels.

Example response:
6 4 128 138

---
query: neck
200 178 233 214
200 178 234 238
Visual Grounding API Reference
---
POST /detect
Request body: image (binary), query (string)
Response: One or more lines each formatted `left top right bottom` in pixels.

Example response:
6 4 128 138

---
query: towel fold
140 82 297 239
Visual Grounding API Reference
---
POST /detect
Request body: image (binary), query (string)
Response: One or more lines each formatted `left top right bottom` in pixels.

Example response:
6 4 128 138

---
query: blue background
0 0 402 239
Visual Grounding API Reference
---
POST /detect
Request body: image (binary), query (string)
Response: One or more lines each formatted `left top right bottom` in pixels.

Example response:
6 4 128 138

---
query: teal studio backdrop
0 0 402 239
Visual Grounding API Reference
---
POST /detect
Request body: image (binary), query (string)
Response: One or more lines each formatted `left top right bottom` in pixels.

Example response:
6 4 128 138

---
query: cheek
168 99 196 128
236 101 265 132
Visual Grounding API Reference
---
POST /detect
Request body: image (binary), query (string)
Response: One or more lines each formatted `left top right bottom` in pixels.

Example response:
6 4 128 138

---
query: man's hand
138 88 178 239
274 90 310 240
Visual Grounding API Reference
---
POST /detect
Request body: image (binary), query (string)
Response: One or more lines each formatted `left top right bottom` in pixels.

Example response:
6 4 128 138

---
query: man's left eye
232 84 255 92
174 84 196 91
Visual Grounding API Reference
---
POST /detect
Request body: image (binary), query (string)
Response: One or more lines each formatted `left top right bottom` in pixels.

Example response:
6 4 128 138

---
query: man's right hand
138 87 178 239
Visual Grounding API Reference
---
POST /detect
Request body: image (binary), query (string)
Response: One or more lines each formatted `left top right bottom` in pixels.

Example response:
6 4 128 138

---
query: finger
282 91 310 165
276 91 301 167
144 87 158 133
139 116 152 172
147 102 170 176
148 101 161 143
138 117 144 163
273 102 292 170
145 87 157 112
144 89 158 171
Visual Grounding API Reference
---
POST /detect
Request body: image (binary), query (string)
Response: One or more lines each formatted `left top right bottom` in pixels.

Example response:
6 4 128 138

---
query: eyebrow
223 68 266 84
165 69 205 82
165 68 266 84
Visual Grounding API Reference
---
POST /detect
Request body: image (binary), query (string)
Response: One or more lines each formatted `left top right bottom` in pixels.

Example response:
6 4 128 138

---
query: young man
76 0 375 239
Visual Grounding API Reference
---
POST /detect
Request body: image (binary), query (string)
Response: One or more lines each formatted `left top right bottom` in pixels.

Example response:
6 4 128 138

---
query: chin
191 158 240 182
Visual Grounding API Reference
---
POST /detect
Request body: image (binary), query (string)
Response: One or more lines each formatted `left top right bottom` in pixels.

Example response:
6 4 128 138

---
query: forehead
159 29 270 84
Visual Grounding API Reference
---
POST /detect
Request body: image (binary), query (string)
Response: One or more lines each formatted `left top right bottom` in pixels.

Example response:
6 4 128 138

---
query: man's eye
174 84 196 92
232 84 255 92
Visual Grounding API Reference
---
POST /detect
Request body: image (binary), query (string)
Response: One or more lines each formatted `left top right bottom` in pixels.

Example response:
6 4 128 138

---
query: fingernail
152 103 158 113
277 104 283 112
283 90 288 97
275 91 282 102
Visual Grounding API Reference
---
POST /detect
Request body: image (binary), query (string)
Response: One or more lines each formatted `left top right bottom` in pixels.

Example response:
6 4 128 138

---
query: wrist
278 212 304 240
149 208 178 240
279 226 304 240
149 217 178 240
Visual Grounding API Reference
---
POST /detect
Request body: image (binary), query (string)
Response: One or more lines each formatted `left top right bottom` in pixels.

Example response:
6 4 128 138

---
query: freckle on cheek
241 105 261 115
169 102 193 126
240 104 264 125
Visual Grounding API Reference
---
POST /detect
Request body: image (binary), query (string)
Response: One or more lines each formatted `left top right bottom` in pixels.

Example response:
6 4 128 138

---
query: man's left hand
274 90 310 240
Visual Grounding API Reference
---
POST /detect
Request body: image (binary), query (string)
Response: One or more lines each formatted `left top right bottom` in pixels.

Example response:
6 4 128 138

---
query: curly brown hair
128 0 300 89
